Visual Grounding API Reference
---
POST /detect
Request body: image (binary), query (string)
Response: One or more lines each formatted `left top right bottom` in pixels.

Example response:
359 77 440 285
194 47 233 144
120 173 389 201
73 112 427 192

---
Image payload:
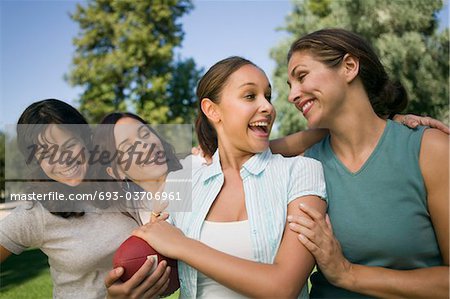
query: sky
0 0 448 127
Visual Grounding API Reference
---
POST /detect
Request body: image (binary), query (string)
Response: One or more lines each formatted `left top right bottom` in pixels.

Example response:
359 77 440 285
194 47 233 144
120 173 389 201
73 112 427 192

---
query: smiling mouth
59 163 81 178
139 147 167 168
297 99 316 115
248 121 269 134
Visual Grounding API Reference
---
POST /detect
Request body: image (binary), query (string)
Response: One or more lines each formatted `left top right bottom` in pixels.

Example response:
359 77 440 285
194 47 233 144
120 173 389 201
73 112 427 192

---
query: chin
305 117 320 129
62 178 83 187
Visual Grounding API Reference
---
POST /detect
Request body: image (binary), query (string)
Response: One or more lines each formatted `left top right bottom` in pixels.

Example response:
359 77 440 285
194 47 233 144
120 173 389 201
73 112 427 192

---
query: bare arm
270 114 449 158
288 129 449 299
270 129 328 156
0 245 12 263
134 195 326 298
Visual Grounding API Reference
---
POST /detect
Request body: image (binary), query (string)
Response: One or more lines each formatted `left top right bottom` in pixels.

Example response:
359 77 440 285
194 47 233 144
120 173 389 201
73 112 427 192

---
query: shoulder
419 128 449 170
269 153 323 172
421 128 449 149
0 202 45 236
304 136 328 160
4 201 45 218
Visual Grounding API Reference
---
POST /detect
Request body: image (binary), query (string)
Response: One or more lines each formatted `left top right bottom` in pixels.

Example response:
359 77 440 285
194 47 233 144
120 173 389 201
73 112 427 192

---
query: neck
138 173 168 193
327 89 386 161
216 142 254 171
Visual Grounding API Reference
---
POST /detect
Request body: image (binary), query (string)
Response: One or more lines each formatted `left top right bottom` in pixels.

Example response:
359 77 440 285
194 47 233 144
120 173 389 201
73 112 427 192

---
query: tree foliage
271 0 449 135
67 0 202 124
0 132 4 200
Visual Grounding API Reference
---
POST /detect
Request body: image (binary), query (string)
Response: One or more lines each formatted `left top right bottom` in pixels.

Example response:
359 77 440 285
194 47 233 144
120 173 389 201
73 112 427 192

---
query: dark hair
288 28 408 117
16 99 92 218
195 56 258 157
93 112 182 188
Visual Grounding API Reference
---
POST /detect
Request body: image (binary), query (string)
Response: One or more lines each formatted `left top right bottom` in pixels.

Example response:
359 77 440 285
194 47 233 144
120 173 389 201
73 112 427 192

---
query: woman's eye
245 94 256 100
298 73 307 82
139 129 151 139
37 151 52 160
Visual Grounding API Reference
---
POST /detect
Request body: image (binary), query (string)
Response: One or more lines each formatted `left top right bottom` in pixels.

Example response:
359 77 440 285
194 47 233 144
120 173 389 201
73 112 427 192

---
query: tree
0 131 4 201
67 0 202 124
271 0 449 135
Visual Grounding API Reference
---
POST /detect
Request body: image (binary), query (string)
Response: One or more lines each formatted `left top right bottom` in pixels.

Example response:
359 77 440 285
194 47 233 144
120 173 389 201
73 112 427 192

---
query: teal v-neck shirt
306 120 442 298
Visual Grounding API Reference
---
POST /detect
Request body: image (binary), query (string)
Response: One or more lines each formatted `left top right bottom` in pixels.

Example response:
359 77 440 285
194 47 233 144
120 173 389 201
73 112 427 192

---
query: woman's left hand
287 204 353 287
132 221 186 259
393 114 449 134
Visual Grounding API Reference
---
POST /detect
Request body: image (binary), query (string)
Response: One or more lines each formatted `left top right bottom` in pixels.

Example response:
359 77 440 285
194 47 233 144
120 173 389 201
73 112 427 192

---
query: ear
342 54 359 83
106 166 125 180
200 98 221 124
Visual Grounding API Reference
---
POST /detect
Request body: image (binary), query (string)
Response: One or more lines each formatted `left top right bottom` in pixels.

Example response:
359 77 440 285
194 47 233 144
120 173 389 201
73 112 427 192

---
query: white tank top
197 220 254 298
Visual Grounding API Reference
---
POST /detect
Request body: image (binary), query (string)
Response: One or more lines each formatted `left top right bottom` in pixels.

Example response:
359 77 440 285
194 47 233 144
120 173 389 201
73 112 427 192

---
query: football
113 236 180 296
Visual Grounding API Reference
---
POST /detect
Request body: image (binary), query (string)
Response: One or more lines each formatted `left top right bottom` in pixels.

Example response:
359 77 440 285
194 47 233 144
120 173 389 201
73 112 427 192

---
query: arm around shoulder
270 129 328 156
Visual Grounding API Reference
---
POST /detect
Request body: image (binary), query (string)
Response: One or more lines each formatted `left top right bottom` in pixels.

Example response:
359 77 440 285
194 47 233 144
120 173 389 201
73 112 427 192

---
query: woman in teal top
280 29 448 298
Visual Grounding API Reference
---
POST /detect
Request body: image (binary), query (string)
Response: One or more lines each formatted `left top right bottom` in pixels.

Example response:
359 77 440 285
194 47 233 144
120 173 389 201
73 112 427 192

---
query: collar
200 148 272 182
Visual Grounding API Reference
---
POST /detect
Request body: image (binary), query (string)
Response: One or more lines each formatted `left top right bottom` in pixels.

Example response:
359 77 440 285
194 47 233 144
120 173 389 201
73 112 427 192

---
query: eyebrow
117 124 147 148
238 82 272 90
60 137 79 149
290 65 300 77
137 124 148 135
37 133 75 147
238 82 257 88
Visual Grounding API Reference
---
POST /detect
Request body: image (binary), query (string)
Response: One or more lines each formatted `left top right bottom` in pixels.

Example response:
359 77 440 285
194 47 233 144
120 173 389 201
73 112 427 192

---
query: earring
121 178 131 192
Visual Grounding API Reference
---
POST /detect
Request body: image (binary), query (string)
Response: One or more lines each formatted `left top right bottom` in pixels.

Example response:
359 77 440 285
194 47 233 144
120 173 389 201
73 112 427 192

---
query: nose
259 98 275 119
259 97 274 115
288 84 302 104
136 139 153 155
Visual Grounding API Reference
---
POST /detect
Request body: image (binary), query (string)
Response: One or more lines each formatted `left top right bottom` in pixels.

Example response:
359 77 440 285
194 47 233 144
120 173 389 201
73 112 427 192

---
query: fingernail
287 215 293 222
299 203 305 209
289 223 295 228
299 234 306 241
115 267 124 275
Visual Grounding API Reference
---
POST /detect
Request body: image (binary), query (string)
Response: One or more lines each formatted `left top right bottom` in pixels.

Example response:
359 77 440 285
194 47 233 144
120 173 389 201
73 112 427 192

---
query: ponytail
195 111 217 158
373 80 409 117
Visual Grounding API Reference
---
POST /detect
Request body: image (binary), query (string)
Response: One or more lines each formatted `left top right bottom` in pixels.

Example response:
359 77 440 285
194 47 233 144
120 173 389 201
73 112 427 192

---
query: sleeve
0 202 45 254
287 157 327 204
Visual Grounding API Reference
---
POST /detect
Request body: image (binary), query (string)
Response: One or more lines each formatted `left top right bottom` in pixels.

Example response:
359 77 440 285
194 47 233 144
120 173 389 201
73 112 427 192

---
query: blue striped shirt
172 148 327 298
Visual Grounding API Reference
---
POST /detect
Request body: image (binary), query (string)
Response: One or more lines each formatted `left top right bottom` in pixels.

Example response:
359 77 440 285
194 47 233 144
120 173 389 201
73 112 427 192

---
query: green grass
0 248 180 299
0 248 52 299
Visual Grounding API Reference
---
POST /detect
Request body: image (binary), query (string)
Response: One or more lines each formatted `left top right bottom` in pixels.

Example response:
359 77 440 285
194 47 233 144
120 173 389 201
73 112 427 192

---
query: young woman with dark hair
0 99 163 299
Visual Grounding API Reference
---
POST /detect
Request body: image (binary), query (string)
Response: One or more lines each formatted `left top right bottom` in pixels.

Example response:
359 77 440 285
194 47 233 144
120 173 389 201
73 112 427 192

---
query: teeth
60 164 79 177
249 122 269 127
301 100 314 112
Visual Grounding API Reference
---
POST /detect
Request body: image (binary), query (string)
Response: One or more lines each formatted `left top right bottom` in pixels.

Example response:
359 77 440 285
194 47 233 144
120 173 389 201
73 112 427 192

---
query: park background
0 0 449 297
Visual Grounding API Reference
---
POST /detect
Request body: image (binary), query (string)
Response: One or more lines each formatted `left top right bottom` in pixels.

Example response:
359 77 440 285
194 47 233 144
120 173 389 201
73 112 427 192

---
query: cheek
39 162 54 176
